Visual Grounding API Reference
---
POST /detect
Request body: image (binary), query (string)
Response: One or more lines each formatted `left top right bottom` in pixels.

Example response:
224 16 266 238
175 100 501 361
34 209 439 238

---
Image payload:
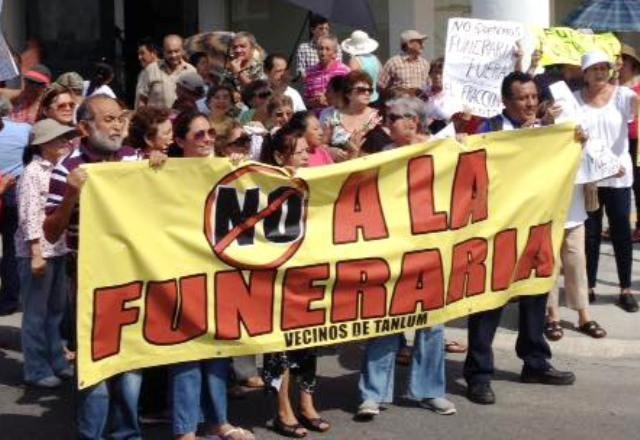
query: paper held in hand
548 81 581 123
548 81 618 184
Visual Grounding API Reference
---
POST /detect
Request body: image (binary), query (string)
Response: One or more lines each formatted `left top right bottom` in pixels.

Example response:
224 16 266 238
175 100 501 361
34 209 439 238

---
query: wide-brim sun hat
31 118 78 146
581 50 612 71
341 30 379 56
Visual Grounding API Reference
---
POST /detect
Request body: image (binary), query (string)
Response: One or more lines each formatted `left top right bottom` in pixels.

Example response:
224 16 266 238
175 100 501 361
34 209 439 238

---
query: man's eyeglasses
388 113 417 123
193 128 216 141
352 86 373 95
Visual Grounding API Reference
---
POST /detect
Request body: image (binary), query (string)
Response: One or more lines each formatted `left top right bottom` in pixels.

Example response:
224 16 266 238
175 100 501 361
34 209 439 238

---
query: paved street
1 241 639 440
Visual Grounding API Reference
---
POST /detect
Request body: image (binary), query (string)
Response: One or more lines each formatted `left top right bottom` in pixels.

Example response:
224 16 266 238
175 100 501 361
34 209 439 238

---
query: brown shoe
577 321 607 338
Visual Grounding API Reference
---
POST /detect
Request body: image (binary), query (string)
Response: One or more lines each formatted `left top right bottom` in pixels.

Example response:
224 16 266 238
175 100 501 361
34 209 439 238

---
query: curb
444 327 640 359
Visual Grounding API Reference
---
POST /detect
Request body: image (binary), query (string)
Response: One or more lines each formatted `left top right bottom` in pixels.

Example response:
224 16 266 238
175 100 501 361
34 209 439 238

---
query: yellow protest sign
537 27 620 66
77 124 581 389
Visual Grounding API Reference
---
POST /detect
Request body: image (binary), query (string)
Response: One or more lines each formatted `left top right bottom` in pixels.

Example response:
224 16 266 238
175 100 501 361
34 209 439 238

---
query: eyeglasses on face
54 102 76 111
388 113 417 123
227 134 251 146
352 86 373 95
255 90 272 99
192 128 216 141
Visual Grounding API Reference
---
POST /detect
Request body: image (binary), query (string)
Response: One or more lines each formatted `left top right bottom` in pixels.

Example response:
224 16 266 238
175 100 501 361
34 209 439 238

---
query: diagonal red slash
213 188 300 254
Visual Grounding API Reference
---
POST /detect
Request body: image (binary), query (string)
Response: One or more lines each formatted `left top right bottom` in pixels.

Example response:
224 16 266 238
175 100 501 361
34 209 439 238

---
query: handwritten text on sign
443 17 524 118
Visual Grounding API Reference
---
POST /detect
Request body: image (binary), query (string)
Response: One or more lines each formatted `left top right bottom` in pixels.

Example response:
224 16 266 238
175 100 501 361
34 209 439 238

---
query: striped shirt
45 143 137 252
303 60 350 110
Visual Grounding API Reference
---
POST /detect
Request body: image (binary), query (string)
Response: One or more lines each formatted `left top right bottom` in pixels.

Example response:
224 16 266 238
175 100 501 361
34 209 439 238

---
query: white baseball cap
581 50 612 71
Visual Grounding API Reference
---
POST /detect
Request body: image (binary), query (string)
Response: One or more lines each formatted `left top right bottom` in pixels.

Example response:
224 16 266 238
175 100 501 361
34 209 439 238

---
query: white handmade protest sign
574 139 620 184
443 17 524 118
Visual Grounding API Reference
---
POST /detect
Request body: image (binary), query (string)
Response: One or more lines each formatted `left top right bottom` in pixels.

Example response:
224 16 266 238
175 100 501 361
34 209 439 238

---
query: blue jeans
359 326 445 403
170 359 230 435
18 256 68 382
77 371 142 440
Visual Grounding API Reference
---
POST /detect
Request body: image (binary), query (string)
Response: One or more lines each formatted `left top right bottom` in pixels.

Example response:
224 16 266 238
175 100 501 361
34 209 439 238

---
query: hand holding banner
77 124 581 389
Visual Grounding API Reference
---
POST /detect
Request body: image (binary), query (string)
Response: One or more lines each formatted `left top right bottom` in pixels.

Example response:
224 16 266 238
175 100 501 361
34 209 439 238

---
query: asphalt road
1 340 639 440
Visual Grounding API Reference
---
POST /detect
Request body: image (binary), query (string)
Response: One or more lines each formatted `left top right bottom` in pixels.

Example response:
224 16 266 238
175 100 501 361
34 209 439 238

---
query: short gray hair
317 34 338 51
76 94 120 123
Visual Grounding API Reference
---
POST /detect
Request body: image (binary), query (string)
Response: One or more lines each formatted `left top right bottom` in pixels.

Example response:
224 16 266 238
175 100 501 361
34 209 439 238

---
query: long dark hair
86 62 114 96
259 124 305 165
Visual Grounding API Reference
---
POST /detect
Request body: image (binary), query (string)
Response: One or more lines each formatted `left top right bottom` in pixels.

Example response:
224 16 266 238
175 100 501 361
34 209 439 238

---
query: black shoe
588 291 596 304
521 367 575 385
0 303 19 316
466 382 495 405
618 293 639 313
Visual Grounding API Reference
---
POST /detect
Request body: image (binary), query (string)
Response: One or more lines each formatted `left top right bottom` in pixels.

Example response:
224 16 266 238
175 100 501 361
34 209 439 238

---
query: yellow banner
77 124 581 389
536 27 620 66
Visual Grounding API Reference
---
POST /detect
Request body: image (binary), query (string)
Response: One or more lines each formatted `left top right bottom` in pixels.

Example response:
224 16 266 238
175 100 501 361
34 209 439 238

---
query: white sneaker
356 400 380 420
420 397 457 415
30 375 62 388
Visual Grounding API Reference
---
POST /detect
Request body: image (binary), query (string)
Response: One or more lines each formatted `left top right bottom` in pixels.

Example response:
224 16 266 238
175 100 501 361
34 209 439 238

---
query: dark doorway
26 0 115 79
123 0 199 105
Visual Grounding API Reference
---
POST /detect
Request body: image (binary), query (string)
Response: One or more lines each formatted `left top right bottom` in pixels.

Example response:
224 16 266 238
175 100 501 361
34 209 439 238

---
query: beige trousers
548 224 589 311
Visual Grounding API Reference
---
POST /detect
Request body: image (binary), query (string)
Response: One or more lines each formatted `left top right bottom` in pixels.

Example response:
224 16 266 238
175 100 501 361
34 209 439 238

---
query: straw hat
621 44 640 68
31 119 78 146
341 30 379 56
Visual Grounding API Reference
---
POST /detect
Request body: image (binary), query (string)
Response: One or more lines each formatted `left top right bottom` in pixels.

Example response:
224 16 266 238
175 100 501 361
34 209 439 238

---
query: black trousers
585 187 632 289
463 294 552 385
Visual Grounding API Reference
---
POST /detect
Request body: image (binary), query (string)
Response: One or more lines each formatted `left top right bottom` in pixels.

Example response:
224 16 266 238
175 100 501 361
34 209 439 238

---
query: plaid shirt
378 54 430 91
295 40 343 77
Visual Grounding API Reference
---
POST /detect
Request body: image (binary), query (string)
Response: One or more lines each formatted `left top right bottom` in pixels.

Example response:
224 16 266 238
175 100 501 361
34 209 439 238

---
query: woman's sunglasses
193 128 216 141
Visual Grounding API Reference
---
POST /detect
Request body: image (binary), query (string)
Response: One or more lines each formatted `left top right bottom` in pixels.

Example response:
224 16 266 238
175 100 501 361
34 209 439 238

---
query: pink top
308 145 334 167
303 60 350 110
15 155 68 258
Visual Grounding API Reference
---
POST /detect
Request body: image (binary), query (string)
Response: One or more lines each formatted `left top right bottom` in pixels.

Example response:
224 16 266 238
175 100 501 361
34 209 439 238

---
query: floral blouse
15 155 68 258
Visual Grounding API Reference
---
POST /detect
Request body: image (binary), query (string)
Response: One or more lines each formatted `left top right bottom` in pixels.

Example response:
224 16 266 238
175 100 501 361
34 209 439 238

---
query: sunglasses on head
388 113 417 123
193 128 216 141
352 86 373 95
255 90 272 99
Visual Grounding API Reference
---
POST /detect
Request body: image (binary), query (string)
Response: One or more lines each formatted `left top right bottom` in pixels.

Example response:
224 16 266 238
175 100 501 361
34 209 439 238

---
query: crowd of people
0 12 638 440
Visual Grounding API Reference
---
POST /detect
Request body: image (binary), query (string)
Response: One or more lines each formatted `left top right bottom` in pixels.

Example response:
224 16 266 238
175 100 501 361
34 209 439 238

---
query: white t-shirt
284 86 306 112
574 86 636 188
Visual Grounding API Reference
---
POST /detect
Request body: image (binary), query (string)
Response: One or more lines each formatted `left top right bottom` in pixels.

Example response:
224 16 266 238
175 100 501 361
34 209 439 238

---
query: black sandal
273 417 307 438
298 414 331 433
578 321 607 339
544 321 563 341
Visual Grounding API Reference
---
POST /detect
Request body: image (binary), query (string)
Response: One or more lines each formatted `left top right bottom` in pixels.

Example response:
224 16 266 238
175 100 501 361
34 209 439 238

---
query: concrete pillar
388 0 436 59
198 0 227 32
472 0 550 27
